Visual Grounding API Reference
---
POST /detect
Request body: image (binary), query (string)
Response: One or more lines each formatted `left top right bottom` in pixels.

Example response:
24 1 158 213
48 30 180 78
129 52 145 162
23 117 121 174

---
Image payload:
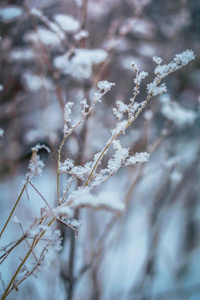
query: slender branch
28 180 52 210
0 177 29 239
84 134 116 187
19 224 39 264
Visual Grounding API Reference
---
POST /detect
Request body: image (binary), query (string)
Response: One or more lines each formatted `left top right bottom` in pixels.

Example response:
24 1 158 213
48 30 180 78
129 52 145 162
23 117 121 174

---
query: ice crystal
174 50 195 66
107 140 129 172
64 102 74 135
134 71 148 86
115 120 128 135
147 82 167 96
59 159 93 181
97 80 115 92
28 155 45 178
125 152 150 166
28 144 49 178
31 144 50 153
59 158 74 172
113 100 129 120
80 98 89 116
153 56 163 65
154 50 195 78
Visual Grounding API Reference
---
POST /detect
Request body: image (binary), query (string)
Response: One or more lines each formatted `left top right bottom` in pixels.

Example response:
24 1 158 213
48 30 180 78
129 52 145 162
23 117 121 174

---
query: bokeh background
0 0 200 299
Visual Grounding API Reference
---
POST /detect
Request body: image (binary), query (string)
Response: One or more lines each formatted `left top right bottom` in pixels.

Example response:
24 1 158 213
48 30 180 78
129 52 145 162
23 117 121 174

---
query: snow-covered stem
57 84 114 202
84 50 195 186
84 133 116 187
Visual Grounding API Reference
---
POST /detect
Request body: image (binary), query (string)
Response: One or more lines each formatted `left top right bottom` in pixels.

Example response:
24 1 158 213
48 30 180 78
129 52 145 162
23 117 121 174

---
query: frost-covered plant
0 49 195 299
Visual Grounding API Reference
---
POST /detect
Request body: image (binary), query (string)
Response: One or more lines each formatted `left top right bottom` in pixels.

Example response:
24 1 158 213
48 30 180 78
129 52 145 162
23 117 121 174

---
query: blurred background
0 0 200 299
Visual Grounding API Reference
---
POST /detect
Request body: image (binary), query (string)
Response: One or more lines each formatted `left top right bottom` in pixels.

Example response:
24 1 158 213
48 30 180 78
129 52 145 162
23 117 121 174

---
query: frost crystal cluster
147 50 195 97
97 80 115 92
27 144 50 178
64 102 74 135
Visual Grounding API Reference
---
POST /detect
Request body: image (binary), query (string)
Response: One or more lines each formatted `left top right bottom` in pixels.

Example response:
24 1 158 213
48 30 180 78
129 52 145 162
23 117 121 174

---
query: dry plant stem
1 217 56 299
84 97 151 187
56 217 76 231
84 67 183 187
57 99 102 201
0 235 52 264
61 176 75 204
0 215 48 264
1 244 34 300
0 235 29 264
128 67 139 120
5 242 51 297
0 177 29 239
0 210 76 264
84 133 116 187
19 224 39 264
28 180 52 210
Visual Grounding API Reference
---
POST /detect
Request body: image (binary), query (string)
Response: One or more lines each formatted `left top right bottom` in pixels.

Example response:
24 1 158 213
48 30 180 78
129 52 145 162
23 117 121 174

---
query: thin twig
0 177 29 239
28 180 52 210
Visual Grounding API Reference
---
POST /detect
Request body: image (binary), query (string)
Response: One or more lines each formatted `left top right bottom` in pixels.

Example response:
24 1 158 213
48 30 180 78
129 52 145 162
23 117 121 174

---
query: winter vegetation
0 1 200 300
